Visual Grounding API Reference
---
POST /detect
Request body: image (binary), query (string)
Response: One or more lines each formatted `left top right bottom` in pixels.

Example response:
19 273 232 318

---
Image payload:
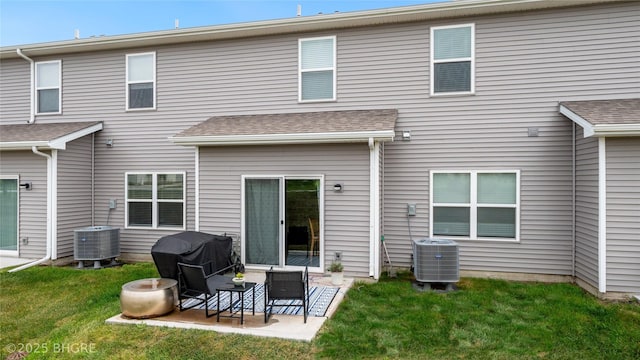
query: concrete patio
106 271 353 342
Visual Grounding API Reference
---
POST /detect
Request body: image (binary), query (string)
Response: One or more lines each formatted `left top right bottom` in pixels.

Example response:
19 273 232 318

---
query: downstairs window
125 172 185 229
430 170 519 240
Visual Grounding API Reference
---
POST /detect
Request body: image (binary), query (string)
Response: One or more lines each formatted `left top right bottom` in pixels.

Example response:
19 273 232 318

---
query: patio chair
264 266 309 323
177 261 231 317
308 218 319 258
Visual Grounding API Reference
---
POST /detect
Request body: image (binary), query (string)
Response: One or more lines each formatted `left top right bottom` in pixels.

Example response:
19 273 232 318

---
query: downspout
572 123 576 278
598 137 607 293
16 49 35 124
369 137 381 279
10 147 52 272
91 133 95 225
195 146 200 231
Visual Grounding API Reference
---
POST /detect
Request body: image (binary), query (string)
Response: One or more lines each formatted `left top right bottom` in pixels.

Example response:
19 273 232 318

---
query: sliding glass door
245 178 280 265
244 176 321 269
0 177 18 254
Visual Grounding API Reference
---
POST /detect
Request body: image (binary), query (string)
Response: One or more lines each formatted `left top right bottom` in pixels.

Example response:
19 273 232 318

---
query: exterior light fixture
333 183 344 192
402 129 411 141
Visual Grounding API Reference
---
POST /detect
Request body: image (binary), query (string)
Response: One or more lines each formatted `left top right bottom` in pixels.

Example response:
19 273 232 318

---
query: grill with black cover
151 231 239 281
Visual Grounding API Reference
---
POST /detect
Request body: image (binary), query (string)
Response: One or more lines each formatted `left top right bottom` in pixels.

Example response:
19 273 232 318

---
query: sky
0 0 443 47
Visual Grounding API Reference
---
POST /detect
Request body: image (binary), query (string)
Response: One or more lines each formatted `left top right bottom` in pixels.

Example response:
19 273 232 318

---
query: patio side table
216 281 256 325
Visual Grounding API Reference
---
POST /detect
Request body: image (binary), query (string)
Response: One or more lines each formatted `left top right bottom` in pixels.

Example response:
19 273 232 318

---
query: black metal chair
264 266 309 323
177 261 231 317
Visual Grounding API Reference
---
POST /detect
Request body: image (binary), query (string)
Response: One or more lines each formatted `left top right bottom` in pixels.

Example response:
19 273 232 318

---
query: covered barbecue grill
151 231 239 281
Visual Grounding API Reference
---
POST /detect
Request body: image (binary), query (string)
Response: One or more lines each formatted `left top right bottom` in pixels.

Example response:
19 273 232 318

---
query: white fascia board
593 124 640 137
560 105 595 137
560 105 640 138
0 141 51 150
0 123 103 150
169 130 396 146
48 123 104 149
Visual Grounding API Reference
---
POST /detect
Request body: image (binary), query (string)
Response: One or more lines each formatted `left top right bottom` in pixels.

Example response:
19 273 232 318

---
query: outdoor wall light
19 182 32 190
333 183 344 192
402 129 411 141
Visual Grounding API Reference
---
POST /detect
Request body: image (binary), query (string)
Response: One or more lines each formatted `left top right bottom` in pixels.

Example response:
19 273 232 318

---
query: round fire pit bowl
120 278 177 319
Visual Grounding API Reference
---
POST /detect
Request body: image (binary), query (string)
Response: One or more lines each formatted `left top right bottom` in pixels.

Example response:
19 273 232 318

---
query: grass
1 264 639 359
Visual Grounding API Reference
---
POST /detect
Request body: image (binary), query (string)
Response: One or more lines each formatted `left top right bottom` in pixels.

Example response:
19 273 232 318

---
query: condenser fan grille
74 226 120 261
413 238 459 283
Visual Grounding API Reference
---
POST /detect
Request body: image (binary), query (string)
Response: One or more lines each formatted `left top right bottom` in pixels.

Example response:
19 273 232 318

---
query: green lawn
1 263 639 359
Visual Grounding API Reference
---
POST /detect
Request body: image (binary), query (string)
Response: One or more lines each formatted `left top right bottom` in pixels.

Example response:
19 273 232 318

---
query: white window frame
429 170 520 241
298 35 337 102
126 52 156 110
35 60 62 115
430 23 475 96
125 171 185 230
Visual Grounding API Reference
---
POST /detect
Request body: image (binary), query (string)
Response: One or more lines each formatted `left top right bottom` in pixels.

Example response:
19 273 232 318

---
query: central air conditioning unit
413 238 459 285
74 226 120 269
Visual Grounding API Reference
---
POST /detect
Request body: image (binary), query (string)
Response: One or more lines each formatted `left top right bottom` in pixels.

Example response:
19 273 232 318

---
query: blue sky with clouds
0 0 441 46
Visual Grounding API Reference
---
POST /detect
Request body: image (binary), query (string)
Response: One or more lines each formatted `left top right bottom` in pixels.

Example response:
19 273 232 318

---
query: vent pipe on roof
16 49 35 124
297 4 302 16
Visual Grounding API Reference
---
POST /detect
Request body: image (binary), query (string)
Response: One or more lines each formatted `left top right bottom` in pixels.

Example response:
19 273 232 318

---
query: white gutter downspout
10 147 53 272
369 137 381 279
195 146 200 231
598 137 607 293
572 123 576 278
16 49 35 124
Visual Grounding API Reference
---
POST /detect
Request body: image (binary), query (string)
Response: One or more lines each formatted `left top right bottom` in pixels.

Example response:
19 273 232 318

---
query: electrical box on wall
109 199 117 209
407 203 417 216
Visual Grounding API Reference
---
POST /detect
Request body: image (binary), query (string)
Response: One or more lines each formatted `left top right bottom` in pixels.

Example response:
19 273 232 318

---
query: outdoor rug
182 284 339 317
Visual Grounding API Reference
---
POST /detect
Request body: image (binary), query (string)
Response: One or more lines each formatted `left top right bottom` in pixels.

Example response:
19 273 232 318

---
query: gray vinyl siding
383 3 639 275
0 2 638 278
56 135 94 258
606 138 640 293
574 126 600 289
0 59 30 121
198 144 371 277
0 151 48 258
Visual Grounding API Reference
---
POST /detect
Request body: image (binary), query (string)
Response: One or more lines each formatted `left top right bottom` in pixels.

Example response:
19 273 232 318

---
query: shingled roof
170 109 398 146
0 121 103 149
559 99 640 137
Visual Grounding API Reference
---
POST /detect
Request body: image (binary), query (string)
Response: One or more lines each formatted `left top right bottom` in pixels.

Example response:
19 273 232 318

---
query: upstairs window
125 172 185 229
431 24 474 95
299 36 336 102
430 171 519 240
35 60 61 114
126 52 155 109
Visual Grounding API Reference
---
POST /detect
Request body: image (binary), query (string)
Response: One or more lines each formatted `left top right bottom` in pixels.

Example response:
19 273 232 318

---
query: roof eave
0 141 52 150
593 124 640 137
560 104 640 138
169 130 396 146
0 122 103 150
47 122 104 149
560 104 596 137
0 0 624 59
